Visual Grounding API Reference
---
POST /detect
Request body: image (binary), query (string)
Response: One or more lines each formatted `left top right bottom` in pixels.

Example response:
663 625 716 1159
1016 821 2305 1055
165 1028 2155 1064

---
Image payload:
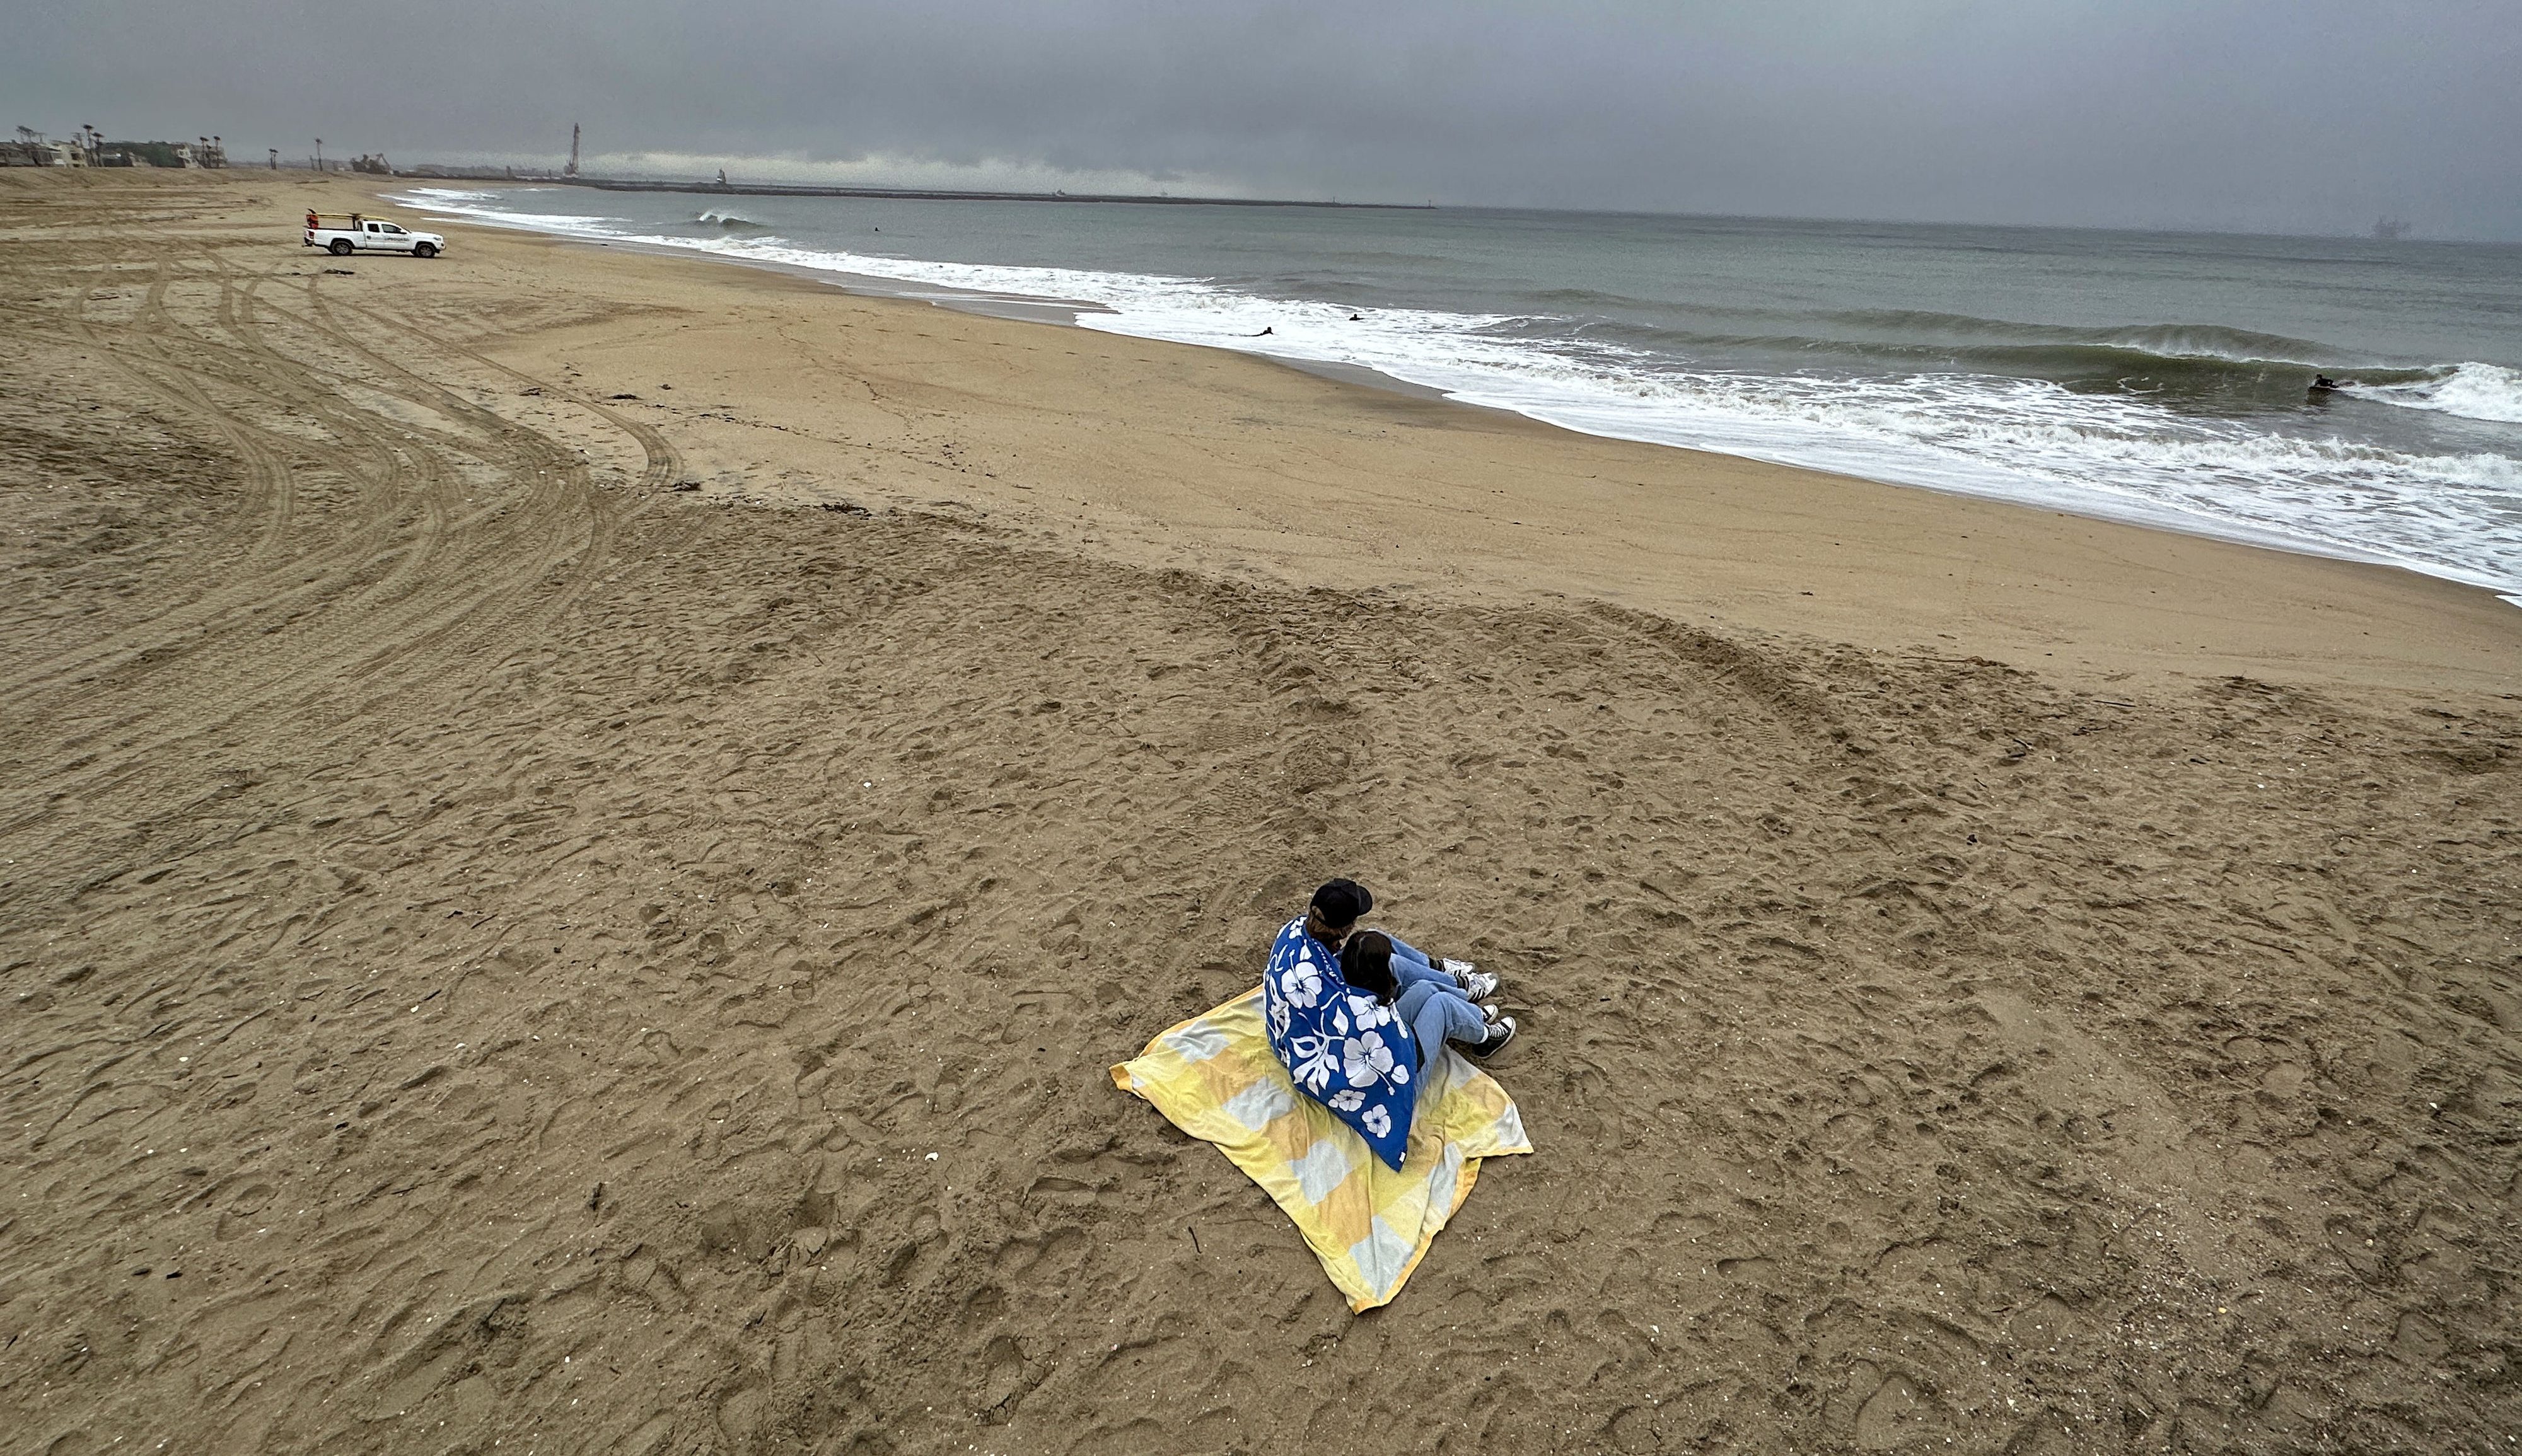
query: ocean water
396 187 2522 603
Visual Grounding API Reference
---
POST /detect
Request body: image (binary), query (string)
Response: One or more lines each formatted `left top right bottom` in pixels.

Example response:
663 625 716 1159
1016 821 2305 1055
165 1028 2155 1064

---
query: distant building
80 137 228 168
0 127 73 166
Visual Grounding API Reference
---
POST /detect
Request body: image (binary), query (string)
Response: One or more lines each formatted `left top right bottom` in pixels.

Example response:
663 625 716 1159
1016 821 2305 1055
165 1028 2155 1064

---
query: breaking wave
2352 362 2522 425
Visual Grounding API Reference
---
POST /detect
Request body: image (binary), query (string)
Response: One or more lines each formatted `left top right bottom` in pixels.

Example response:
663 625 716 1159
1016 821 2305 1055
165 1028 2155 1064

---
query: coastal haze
9 0 2522 238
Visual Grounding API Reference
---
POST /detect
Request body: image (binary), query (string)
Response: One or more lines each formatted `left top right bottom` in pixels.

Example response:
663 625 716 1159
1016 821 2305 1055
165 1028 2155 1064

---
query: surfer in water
2310 374 2344 394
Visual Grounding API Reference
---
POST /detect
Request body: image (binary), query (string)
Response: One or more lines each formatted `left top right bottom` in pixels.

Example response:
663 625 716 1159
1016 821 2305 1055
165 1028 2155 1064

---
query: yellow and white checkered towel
1112 986 1531 1311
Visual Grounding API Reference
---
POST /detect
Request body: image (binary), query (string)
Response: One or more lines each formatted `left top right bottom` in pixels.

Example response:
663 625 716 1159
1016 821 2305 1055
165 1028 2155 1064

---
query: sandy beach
3 168 2518 1453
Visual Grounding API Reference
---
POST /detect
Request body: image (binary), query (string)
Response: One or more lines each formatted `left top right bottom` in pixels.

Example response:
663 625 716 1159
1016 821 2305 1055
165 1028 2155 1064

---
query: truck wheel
328 239 354 256
414 243 438 259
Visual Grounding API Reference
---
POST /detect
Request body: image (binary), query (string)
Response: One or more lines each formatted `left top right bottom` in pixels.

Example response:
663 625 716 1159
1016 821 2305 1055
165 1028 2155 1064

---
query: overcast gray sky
12 0 2521 238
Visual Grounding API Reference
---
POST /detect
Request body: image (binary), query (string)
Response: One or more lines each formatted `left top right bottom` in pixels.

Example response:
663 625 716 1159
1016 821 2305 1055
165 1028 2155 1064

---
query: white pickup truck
303 215 445 258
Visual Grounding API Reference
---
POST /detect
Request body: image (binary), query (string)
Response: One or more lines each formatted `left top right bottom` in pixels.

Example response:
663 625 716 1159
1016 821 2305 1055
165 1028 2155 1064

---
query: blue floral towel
1262 916 1418 1169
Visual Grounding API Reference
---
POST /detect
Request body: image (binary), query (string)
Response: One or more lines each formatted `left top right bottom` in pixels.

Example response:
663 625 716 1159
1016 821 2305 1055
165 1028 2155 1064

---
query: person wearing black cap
1301 877 1373 952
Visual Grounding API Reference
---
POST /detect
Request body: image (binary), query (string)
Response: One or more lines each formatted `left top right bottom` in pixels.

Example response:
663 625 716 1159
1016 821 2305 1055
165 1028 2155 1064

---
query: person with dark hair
1342 930 1514 1069
1260 877 1514 1170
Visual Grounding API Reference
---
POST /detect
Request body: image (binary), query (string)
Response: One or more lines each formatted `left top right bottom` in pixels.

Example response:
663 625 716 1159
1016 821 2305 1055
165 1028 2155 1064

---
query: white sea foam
2354 362 2522 425
393 190 2522 599
399 191 633 239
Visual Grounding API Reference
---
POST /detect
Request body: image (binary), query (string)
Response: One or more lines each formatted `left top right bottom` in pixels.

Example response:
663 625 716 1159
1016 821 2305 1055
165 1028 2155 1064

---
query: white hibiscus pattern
1279 955 1325 1009
1287 1032 1339 1093
1342 1031 1397 1087
1261 918 1419 1167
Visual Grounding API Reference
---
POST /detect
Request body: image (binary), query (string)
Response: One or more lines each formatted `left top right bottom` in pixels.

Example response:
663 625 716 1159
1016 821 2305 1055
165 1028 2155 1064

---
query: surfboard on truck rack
302 213 445 258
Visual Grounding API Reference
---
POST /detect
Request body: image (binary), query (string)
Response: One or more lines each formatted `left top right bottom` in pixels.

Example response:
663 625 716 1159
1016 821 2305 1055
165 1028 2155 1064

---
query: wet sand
3 168 2518 1454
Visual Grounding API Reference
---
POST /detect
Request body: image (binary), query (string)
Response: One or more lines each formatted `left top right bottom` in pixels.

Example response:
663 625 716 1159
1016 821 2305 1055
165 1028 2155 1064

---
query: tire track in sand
0 249 667 899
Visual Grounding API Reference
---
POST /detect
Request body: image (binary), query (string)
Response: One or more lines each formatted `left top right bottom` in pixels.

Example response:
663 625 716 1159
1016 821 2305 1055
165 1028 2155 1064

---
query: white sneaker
1465 1016 1518 1060
1458 969 1500 1000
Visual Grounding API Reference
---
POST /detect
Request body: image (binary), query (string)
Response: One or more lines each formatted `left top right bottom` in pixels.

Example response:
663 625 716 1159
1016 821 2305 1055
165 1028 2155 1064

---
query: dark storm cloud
11 0 2519 237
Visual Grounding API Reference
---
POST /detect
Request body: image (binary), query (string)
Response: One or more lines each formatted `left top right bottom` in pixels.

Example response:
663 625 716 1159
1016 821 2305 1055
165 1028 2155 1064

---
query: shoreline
588 232 1484 407
392 180 2522 613
362 176 2519 693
